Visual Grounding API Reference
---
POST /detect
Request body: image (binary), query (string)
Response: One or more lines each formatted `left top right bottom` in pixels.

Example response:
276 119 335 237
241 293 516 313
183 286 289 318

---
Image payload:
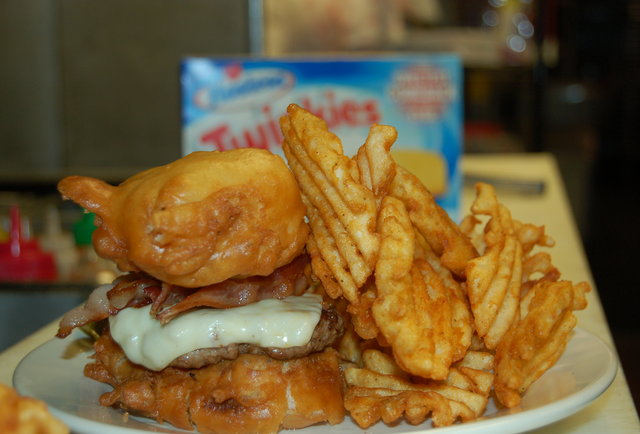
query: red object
0 205 57 281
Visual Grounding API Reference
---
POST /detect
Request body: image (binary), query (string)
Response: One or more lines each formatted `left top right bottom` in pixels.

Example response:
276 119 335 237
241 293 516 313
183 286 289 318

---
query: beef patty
166 307 344 369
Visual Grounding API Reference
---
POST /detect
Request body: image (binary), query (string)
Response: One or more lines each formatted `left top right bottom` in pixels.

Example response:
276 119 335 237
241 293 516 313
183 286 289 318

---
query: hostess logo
193 64 295 111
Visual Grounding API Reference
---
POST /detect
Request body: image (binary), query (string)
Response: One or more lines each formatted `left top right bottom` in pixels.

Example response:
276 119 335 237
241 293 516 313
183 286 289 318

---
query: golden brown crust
85 332 345 434
58 149 309 287
389 165 478 278
0 383 69 434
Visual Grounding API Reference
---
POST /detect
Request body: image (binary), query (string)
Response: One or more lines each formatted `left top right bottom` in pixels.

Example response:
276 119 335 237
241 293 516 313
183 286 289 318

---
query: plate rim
430 328 618 433
13 326 618 434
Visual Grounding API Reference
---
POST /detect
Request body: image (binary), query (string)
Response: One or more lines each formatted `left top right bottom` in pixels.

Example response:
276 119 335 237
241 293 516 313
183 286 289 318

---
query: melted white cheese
109 293 322 371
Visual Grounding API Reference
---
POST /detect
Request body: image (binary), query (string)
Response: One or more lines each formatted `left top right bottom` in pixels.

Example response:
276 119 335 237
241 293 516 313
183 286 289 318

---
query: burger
55 149 346 433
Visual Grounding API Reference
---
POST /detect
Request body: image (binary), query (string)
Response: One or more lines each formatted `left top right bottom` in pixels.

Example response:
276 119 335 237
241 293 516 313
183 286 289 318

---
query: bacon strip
108 273 162 309
56 255 311 337
155 254 310 323
57 273 161 338
56 284 113 338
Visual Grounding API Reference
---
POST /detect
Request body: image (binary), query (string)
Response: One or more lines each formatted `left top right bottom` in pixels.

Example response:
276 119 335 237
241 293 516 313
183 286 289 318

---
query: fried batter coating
58 149 309 287
0 383 68 434
85 332 345 434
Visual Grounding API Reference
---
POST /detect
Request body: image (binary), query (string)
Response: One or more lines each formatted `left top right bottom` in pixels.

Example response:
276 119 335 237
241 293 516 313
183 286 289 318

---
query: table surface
1 153 638 433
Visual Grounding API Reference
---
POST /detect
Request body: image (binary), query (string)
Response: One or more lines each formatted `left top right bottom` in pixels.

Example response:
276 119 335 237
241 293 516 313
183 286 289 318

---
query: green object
73 212 97 246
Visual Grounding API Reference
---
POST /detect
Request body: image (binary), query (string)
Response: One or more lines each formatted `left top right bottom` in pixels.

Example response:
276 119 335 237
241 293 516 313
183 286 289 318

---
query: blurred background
1 0 638 408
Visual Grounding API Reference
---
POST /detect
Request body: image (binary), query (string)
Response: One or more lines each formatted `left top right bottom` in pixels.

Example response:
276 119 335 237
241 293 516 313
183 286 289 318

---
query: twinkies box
181 55 463 219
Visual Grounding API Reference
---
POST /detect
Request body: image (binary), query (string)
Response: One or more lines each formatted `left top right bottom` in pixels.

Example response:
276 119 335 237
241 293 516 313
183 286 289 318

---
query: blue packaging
181 55 463 218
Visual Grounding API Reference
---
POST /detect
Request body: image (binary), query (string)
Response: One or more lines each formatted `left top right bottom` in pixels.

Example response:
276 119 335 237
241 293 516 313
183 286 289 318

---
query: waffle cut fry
389 165 477 278
343 349 494 428
354 124 397 204
494 280 591 407
280 104 379 304
464 182 523 349
414 233 473 362
279 104 591 429
373 196 470 380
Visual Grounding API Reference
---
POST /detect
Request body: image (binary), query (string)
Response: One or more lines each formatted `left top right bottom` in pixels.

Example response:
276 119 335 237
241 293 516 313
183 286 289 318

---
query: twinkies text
199 93 380 151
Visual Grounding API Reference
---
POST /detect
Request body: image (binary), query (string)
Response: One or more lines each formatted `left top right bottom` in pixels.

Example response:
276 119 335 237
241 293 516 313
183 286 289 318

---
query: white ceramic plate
14 327 616 434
